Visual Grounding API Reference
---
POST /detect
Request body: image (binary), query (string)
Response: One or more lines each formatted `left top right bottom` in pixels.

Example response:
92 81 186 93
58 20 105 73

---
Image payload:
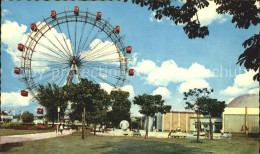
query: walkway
0 130 75 145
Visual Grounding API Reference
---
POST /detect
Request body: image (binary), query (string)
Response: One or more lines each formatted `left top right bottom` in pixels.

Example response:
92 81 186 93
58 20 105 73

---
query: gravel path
0 130 75 145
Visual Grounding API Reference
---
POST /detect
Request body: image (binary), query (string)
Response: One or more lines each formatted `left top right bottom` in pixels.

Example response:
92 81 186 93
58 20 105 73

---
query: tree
63 79 111 137
183 88 213 142
197 98 226 140
125 0 259 81
108 90 131 130
37 83 69 126
21 111 34 123
133 94 171 138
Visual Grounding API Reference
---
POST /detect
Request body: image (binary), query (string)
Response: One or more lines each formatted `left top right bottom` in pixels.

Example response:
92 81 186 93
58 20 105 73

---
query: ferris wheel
14 6 135 98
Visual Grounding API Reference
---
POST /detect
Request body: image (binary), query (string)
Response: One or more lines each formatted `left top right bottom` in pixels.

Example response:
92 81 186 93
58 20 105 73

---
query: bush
1 122 23 129
21 112 34 123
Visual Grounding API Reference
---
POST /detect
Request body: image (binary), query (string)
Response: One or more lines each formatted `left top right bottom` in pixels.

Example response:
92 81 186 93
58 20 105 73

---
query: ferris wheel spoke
80 27 102 55
79 36 112 61
44 23 71 58
40 34 70 59
81 62 122 70
88 70 117 87
65 11 74 56
78 24 95 56
27 35 68 60
79 42 115 62
31 58 68 63
30 65 68 79
74 16 78 56
56 20 73 57
84 66 122 81
33 65 70 86
86 50 119 61
76 20 87 57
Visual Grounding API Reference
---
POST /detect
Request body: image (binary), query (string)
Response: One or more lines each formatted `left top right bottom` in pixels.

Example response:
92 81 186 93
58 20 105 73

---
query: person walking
55 124 59 134
60 124 64 135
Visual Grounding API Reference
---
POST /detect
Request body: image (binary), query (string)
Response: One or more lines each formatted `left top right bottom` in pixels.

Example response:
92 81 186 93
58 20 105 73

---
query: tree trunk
82 107 85 139
197 112 200 142
209 115 213 140
145 115 149 138
94 124 97 135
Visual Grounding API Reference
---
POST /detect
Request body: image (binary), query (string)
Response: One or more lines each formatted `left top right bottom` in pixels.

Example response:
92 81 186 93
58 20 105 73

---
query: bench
133 132 141 137
171 135 187 139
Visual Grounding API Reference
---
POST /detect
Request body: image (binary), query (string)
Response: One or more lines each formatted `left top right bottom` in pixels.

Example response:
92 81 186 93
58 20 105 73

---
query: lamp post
57 106 60 133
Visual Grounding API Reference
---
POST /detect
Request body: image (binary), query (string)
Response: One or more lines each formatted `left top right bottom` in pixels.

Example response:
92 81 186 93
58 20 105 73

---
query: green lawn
0 131 258 154
0 129 54 136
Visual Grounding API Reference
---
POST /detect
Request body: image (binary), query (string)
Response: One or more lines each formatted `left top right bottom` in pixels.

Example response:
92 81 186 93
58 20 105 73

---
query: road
0 130 75 145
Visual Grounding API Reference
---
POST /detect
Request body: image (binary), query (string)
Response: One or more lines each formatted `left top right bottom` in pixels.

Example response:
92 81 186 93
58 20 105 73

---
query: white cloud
179 79 210 93
248 88 259 94
134 59 213 86
1 20 27 65
234 70 259 89
150 12 163 23
192 1 227 26
220 70 259 96
2 9 10 17
220 86 247 96
152 87 171 99
2 92 32 107
99 82 135 99
129 53 138 66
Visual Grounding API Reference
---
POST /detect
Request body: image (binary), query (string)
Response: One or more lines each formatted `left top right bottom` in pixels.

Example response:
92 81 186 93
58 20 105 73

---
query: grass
0 131 258 154
0 129 54 136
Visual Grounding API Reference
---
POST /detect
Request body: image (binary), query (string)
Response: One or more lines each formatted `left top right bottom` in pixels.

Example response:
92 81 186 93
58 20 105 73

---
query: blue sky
1 1 259 116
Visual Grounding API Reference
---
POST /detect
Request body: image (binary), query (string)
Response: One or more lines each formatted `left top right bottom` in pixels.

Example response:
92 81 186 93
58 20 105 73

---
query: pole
197 107 200 142
245 107 248 135
82 107 85 139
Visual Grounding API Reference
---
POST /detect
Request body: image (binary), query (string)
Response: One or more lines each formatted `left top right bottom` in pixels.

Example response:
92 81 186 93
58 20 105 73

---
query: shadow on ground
0 143 24 152
92 138 210 154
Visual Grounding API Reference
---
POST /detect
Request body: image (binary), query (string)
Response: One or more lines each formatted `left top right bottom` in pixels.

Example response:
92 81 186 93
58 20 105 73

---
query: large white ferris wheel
14 6 135 98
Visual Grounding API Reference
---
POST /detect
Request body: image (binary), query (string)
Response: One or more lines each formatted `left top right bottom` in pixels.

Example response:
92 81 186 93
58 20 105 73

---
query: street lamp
57 106 60 122
57 106 60 133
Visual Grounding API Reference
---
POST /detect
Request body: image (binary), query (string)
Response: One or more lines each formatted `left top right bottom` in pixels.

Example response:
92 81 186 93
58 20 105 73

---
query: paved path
0 130 75 145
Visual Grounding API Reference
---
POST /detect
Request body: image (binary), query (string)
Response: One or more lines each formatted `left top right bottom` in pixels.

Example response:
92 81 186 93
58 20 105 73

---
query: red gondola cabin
126 46 132 54
21 90 28 97
129 69 134 76
74 6 79 16
51 10 56 19
96 12 102 21
18 43 24 51
115 26 120 34
37 108 44 114
31 23 37 32
14 67 21 74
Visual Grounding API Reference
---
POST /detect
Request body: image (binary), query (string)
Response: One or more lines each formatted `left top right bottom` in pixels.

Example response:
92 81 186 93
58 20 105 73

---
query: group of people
55 124 64 135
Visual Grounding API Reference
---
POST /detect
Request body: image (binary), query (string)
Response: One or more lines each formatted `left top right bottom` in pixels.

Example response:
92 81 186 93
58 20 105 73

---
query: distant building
162 111 197 132
190 117 222 133
222 94 259 134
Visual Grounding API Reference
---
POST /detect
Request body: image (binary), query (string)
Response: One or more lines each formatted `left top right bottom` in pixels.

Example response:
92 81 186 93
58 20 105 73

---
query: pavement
0 130 75 145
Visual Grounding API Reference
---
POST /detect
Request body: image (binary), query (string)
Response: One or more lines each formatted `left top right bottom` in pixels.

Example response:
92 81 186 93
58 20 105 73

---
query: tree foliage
108 90 131 128
21 111 34 123
183 88 214 112
133 94 171 138
183 88 213 142
37 83 69 124
197 97 226 140
197 98 226 117
63 79 111 128
125 0 260 81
